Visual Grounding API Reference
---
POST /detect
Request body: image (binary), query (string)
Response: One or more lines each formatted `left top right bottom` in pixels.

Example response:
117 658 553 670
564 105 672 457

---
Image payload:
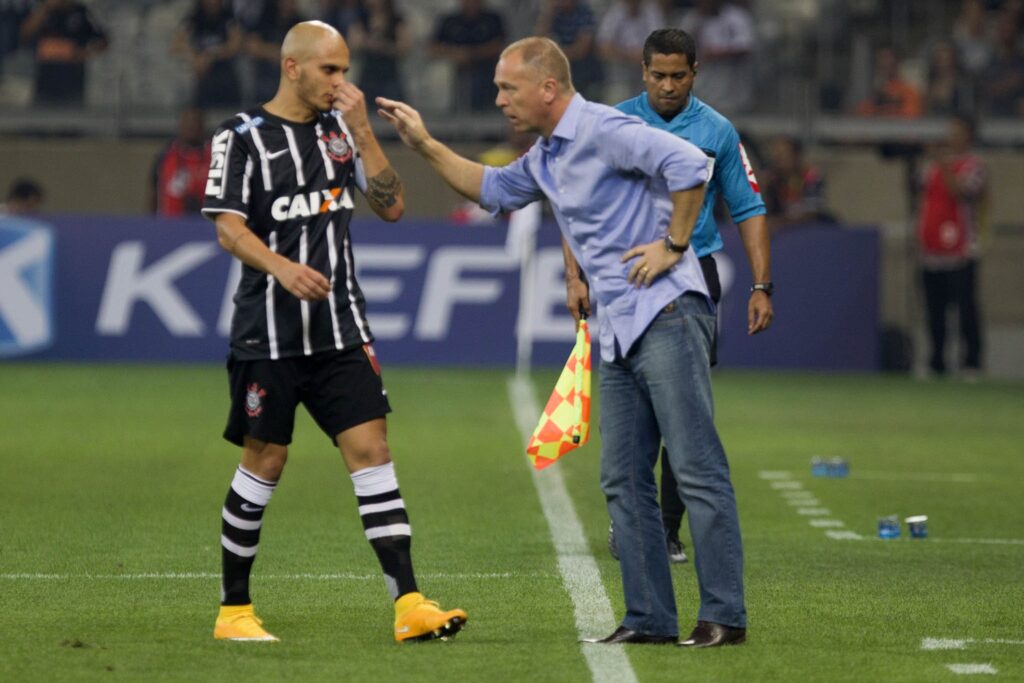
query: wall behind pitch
0 215 878 370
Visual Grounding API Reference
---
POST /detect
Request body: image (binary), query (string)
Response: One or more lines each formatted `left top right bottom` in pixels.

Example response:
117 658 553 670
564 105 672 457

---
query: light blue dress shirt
480 94 712 361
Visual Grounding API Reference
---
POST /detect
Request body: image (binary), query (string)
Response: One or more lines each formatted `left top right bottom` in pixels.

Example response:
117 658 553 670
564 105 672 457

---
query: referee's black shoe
608 522 688 564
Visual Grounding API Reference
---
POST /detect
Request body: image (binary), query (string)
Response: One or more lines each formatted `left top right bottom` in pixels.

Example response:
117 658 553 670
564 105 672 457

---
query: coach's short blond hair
501 37 574 92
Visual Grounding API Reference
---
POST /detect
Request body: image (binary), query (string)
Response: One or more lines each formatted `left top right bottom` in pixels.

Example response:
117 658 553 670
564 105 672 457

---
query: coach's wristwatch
751 282 774 296
663 234 689 254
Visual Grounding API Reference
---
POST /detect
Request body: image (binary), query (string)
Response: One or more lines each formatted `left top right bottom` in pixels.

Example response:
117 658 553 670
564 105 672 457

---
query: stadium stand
0 0 1021 376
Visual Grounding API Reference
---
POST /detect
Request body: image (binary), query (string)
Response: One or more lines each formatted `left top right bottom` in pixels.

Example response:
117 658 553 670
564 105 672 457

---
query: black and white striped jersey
202 106 374 361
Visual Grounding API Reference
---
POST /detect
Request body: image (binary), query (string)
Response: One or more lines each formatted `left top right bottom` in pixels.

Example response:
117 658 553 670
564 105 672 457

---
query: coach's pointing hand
376 98 431 151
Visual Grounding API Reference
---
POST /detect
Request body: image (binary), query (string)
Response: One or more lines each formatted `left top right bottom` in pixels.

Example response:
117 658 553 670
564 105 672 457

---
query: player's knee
343 442 392 471
242 441 289 481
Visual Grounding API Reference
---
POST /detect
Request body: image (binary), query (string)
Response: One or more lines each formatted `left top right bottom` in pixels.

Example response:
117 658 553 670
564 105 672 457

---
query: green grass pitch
1 364 1022 682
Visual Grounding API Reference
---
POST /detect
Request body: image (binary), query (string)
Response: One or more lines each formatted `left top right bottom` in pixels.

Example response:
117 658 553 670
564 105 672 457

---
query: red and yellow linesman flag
526 318 592 470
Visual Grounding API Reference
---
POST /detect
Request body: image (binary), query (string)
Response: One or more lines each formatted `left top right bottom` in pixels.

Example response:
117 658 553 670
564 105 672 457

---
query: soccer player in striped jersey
201 20 466 643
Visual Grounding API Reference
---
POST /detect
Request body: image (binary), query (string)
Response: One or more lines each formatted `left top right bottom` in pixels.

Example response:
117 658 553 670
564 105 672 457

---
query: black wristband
663 234 689 254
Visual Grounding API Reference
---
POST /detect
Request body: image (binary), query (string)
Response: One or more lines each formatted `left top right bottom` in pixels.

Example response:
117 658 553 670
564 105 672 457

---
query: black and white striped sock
220 465 276 605
351 462 418 600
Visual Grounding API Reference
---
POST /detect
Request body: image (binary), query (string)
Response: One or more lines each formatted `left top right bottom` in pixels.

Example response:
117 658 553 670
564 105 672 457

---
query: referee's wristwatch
751 282 774 296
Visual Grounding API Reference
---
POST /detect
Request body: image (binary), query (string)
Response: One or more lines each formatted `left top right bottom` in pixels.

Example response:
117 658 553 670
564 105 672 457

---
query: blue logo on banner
0 218 55 357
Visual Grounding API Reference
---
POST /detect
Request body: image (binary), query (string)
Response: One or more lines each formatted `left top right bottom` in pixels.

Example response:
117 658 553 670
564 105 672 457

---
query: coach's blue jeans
599 293 746 635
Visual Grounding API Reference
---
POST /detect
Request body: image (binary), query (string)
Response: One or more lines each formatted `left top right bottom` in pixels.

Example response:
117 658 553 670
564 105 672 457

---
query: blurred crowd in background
1 0 1020 235
1 0 1020 378
0 0 1022 122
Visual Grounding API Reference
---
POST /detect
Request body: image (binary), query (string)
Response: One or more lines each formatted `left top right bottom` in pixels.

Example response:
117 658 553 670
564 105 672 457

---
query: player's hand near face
274 261 331 302
622 239 684 288
333 82 370 133
376 98 431 151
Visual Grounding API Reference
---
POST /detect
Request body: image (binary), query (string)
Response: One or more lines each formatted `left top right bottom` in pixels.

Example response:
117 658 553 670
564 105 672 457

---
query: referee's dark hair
642 29 697 70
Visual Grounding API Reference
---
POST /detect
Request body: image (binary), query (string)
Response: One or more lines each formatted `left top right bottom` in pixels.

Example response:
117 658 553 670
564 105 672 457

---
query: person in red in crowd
856 45 923 118
150 107 211 217
916 114 987 378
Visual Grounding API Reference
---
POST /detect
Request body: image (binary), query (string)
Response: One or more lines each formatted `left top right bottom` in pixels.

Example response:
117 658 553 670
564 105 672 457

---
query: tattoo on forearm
366 167 402 209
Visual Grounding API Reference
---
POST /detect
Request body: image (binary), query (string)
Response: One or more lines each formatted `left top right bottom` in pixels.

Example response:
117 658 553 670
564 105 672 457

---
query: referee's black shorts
224 345 391 447
699 255 721 367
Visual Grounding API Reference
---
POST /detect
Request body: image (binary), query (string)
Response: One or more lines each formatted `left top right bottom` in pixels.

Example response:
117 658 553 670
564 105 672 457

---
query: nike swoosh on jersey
265 148 290 160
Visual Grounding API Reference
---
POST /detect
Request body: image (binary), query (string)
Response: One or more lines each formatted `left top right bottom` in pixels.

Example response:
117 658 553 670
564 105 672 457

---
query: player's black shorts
224 345 391 447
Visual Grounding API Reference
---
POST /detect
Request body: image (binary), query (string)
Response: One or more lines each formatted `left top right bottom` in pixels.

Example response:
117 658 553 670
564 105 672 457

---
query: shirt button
568 218 573 223
582 245 588 251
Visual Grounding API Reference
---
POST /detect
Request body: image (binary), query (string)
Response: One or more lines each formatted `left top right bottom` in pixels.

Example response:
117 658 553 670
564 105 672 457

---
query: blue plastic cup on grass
828 457 849 478
811 457 829 477
878 515 901 539
905 515 928 539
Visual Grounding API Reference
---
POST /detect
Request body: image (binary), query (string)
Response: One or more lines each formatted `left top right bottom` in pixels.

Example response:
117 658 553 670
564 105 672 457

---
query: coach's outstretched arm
377 98 485 202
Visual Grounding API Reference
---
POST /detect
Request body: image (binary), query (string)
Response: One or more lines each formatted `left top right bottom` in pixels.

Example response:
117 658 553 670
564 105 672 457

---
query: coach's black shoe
582 626 677 645
677 621 746 648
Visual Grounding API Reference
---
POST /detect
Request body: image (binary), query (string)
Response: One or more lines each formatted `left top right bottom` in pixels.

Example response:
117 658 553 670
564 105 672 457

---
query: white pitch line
825 536 1024 546
757 470 793 480
508 376 636 683
761 474 851 540
762 470 1023 548
922 637 1024 650
0 571 550 581
946 663 998 675
923 638 969 650
851 471 981 483
932 538 1024 546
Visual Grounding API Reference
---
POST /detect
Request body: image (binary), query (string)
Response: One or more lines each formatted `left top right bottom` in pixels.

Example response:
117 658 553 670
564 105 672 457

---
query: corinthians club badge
321 131 352 163
245 383 267 417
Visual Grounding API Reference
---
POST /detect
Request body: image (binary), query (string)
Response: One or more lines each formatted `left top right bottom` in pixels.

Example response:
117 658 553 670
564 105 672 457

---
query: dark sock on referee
351 462 418 600
220 465 277 606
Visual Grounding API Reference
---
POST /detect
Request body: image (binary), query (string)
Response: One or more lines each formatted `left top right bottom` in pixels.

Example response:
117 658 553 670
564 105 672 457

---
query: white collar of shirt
542 93 585 150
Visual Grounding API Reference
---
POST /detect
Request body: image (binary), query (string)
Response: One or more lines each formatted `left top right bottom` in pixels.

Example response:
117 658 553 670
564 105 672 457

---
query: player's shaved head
501 37 574 91
281 20 344 63
270 19 350 120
